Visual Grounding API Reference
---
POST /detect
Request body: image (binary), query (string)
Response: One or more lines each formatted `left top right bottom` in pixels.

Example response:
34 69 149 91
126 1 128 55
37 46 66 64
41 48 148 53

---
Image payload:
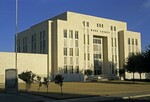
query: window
83 21 85 26
75 40 78 47
84 53 86 60
115 38 117 47
115 55 117 62
40 30 46 53
75 48 79 56
111 26 113 31
132 39 134 45
112 55 114 62
87 35 89 45
69 66 73 74
17 39 20 52
64 48 67 56
88 53 90 61
114 26 116 31
94 54 101 59
69 48 73 56
64 29 67 38
135 39 138 45
75 31 78 39
70 57 73 65
64 57 67 65
87 22 89 27
97 23 99 27
75 66 79 74
43 31 45 39
128 38 130 45
23 37 28 53
76 57 79 65
87 46 89 52
64 39 67 46
84 34 85 44
102 24 103 28
64 65 67 74
69 30 73 38
111 38 113 47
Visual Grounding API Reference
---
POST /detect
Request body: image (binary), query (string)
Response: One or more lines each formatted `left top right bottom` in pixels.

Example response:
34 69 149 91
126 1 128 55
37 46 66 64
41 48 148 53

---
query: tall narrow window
69 30 73 39
75 66 79 74
111 26 113 31
70 57 73 65
25 37 28 52
17 39 20 52
128 38 130 45
84 34 85 44
75 48 79 56
75 40 78 47
88 53 90 61
115 38 117 47
64 48 67 56
76 57 79 65
111 38 113 47
64 65 67 74
64 57 67 64
135 39 138 45
84 53 86 60
132 39 134 45
87 22 89 27
83 21 85 26
69 48 73 56
114 26 116 31
64 29 67 38
87 35 89 45
40 30 46 53
75 31 78 39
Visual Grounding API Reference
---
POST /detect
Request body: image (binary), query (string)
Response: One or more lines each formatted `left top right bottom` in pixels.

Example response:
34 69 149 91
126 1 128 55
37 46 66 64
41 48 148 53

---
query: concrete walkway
0 91 150 102
46 92 150 102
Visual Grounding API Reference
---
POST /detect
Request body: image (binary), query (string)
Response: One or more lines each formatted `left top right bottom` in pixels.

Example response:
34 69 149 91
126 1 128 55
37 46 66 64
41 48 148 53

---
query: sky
0 0 150 52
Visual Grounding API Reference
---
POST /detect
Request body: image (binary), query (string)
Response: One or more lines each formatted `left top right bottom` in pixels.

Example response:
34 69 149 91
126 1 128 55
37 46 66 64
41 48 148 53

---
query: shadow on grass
19 90 99 100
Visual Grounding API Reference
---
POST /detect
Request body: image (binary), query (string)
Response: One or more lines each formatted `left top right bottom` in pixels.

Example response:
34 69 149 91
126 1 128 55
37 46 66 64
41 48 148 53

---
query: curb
122 94 150 99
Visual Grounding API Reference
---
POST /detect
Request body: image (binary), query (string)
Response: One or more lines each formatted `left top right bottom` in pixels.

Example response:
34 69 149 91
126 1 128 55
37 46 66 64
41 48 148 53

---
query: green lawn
17 81 150 99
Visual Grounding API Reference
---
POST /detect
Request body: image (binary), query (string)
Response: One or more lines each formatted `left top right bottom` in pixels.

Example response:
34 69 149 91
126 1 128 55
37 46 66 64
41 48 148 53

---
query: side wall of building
0 52 47 83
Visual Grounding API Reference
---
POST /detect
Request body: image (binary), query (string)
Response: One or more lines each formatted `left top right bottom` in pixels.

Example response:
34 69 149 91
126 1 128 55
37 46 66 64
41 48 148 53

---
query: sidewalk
46 92 150 102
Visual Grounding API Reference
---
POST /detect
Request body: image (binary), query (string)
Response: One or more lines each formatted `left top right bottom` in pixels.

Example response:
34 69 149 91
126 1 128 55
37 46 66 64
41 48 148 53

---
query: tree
124 53 144 82
18 71 36 91
42 77 49 93
124 53 137 83
84 69 93 76
54 74 64 95
36 76 42 93
119 68 125 77
143 45 150 73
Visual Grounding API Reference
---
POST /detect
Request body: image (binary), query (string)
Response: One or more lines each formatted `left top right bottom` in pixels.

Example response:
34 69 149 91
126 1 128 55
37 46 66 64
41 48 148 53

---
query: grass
16 81 150 99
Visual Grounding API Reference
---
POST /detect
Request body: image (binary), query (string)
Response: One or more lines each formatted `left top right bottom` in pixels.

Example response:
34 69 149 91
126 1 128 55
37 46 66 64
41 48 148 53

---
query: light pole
15 0 18 69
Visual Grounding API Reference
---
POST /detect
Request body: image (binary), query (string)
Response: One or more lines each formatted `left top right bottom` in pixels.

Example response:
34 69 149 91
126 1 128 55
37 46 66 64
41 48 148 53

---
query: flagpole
15 0 18 69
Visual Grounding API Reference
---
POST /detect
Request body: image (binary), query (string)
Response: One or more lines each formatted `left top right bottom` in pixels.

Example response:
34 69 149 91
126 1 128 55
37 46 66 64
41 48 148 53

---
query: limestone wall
0 52 48 83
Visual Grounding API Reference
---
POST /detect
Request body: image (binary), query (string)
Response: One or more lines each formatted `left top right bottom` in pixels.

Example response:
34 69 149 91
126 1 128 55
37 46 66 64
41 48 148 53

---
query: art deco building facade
17 11 141 78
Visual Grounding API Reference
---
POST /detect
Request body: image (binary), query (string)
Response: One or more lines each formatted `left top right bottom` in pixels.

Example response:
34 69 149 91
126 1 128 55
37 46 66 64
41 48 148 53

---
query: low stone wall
0 52 48 83
125 72 150 80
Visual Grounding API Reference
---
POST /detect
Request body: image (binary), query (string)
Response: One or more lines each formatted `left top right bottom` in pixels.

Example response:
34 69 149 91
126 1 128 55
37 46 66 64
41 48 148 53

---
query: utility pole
15 0 18 69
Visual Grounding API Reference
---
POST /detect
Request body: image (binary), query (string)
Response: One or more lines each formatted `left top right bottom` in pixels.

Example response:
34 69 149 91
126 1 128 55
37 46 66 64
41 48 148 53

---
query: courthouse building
0 11 141 82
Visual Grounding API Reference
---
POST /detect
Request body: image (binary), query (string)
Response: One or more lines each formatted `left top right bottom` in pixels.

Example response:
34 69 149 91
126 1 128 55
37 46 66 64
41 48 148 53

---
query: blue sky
0 0 150 52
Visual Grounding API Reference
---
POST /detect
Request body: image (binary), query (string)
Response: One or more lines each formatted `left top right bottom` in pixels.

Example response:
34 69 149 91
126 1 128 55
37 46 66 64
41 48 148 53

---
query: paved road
0 92 55 102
